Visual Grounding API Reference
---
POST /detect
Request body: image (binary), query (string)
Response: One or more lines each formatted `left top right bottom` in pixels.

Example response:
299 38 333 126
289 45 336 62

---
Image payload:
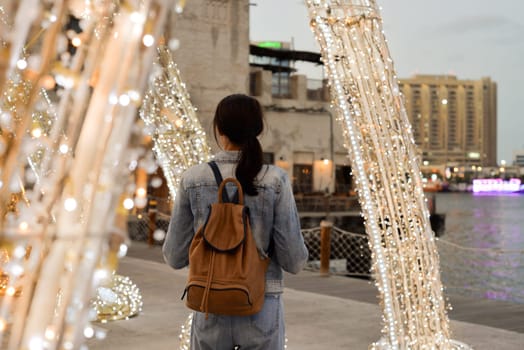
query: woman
163 94 308 349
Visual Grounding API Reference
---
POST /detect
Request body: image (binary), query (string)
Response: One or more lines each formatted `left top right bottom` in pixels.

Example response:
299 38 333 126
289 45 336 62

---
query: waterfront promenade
88 242 524 349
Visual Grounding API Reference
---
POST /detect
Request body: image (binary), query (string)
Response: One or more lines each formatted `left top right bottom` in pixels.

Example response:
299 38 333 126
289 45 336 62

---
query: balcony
249 68 330 107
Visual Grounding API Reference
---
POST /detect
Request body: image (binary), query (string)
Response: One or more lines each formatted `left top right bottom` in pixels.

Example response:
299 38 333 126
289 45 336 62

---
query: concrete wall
167 0 250 143
259 108 348 193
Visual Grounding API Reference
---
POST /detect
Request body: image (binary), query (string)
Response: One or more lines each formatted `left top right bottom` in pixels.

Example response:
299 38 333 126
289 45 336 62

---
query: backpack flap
203 203 248 252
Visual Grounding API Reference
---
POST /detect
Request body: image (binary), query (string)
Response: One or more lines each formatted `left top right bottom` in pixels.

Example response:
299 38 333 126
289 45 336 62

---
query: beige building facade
167 1 498 193
166 0 250 135
399 75 497 167
249 68 348 194
168 0 348 193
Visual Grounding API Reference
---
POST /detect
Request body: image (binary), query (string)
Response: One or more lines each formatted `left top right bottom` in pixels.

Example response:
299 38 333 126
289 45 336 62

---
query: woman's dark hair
213 94 264 196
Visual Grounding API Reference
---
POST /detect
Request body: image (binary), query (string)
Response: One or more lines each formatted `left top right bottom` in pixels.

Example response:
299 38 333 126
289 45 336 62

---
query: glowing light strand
0 1 172 349
139 45 211 199
305 1 471 349
90 274 143 322
139 45 212 350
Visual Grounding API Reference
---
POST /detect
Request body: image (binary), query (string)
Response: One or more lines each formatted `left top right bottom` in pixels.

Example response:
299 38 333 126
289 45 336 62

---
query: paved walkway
87 243 524 349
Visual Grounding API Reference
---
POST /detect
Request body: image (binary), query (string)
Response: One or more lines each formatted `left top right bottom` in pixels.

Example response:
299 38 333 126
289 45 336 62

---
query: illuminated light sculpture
139 45 211 200
0 1 172 349
91 274 143 323
140 45 211 350
304 1 470 349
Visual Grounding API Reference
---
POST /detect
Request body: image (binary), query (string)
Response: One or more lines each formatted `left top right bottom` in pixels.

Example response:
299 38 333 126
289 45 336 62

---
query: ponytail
213 94 264 196
236 137 263 196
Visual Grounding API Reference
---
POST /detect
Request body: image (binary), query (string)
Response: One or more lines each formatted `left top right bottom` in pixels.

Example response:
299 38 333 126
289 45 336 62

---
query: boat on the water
472 178 524 193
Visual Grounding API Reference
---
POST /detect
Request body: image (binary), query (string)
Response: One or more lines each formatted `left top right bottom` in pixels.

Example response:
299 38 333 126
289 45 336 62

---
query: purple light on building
472 178 522 193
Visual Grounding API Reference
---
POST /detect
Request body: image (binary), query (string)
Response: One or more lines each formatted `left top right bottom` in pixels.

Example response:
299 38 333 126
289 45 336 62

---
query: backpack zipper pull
181 288 188 300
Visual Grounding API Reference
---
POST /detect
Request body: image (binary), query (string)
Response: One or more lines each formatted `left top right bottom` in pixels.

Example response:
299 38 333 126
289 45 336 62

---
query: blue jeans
190 294 284 350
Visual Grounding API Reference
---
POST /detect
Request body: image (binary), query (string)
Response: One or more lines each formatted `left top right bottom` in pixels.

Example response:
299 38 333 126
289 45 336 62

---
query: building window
272 72 290 98
262 152 274 165
249 72 259 96
335 165 353 194
292 164 313 194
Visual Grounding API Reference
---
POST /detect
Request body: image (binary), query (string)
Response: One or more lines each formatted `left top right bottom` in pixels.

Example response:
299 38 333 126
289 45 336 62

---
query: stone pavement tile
88 257 524 350
284 288 524 350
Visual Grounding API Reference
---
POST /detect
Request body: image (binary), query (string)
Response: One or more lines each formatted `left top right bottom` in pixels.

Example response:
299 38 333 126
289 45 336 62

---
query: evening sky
250 0 524 164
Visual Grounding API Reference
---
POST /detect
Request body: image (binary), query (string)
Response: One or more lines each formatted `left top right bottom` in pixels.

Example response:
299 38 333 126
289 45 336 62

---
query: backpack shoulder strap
208 161 241 204
208 161 231 203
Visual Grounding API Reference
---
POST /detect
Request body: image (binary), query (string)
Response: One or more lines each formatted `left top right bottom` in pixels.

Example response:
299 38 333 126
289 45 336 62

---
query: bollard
427 194 436 215
320 220 333 276
147 199 157 246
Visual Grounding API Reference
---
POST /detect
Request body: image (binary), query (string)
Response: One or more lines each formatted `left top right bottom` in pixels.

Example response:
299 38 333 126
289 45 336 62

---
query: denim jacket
163 151 308 294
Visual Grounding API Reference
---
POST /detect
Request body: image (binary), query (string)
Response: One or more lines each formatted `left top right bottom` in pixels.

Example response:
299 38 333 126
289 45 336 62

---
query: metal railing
127 214 524 304
302 226 371 277
295 195 360 213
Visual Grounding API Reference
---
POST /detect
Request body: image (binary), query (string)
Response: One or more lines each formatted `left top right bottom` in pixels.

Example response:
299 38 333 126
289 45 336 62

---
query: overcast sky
250 0 524 164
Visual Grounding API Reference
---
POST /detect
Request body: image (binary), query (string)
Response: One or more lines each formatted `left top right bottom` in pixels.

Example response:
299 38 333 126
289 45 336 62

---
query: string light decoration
304 1 470 349
90 274 143 322
0 1 173 349
139 45 211 199
139 44 212 350
178 313 192 350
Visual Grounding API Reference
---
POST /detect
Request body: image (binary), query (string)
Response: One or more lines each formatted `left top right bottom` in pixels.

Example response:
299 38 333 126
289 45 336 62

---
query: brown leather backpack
183 162 270 317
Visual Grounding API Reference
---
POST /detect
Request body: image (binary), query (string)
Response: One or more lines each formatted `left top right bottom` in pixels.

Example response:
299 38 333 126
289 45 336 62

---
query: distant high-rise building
399 75 497 167
513 150 524 167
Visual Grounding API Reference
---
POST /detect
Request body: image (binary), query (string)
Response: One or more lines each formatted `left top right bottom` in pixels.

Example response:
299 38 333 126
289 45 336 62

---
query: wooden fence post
320 220 333 276
147 199 157 246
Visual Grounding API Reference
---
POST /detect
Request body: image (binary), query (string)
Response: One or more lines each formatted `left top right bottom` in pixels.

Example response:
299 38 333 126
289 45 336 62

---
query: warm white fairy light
139 46 211 199
90 275 143 322
117 244 128 258
6 286 16 296
31 127 42 138
142 34 155 47
127 90 141 101
44 326 56 341
123 197 134 210
16 59 28 70
136 187 146 197
153 229 166 241
64 197 78 212
19 221 29 231
134 196 147 209
6 261 24 277
305 1 470 349
13 245 27 259
118 94 131 106
83 326 94 338
95 328 107 340
109 93 118 105
71 37 82 47
129 11 145 24
59 144 69 154
28 336 44 350
178 313 193 350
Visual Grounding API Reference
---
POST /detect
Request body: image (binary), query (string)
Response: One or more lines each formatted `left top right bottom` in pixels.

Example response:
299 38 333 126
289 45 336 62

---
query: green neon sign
257 41 282 49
